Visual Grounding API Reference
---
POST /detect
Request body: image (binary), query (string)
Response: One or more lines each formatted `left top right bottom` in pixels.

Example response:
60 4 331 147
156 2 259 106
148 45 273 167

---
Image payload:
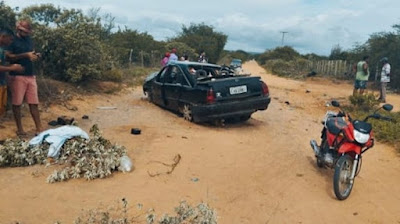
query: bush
348 93 380 111
264 58 309 78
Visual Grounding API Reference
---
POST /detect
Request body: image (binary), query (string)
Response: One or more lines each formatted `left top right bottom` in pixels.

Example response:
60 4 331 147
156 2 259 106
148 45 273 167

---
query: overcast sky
4 0 400 55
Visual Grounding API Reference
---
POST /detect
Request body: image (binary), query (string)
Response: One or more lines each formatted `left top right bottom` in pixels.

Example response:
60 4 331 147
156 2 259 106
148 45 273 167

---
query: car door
152 67 169 106
163 65 184 111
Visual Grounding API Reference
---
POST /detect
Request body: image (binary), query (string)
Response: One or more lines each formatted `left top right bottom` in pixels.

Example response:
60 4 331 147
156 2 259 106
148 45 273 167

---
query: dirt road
1 61 400 223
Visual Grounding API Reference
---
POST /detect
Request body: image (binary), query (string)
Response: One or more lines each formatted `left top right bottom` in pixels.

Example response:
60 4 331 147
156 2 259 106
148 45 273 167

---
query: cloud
4 0 400 55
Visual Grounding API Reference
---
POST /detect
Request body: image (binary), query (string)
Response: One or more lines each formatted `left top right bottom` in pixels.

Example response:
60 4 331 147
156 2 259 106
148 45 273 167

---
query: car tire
182 104 193 122
145 91 153 102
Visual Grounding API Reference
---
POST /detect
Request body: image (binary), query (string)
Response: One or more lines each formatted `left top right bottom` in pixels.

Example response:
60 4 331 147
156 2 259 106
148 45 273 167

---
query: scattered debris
48 120 58 126
62 102 78 111
57 116 75 125
119 155 133 172
191 177 199 182
147 154 181 177
307 71 317 77
97 106 117 110
131 128 141 135
82 115 89 119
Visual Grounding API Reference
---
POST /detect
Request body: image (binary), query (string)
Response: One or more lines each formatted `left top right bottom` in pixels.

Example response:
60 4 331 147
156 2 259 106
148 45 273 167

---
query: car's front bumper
191 95 271 122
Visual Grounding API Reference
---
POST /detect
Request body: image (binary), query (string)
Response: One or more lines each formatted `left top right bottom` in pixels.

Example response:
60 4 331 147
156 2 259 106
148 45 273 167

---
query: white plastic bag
119 155 133 172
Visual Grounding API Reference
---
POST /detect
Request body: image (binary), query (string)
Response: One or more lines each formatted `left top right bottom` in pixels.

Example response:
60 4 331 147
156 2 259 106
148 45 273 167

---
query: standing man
353 55 370 96
378 57 391 103
6 20 42 136
168 48 178 62
0 28 24 119
198 51 207 63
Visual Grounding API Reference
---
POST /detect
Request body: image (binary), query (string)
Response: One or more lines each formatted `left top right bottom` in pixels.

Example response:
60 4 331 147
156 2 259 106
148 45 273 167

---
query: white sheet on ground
29 125 89 158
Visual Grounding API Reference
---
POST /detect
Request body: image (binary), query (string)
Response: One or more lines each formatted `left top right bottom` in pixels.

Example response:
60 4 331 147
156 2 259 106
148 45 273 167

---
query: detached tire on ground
333 154 354 200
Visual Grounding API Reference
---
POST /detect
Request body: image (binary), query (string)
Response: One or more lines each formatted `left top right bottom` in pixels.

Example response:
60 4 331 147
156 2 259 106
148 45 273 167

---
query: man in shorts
6 20 42 136
0 28 24 119
353 56 370 96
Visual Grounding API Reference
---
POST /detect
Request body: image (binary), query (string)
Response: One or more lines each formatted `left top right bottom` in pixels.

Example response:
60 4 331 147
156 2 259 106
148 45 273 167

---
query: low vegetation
345 94 400 151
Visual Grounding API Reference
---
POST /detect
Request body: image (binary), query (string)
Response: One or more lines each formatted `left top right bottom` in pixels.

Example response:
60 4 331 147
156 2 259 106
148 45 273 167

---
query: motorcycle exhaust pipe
310 140 320 155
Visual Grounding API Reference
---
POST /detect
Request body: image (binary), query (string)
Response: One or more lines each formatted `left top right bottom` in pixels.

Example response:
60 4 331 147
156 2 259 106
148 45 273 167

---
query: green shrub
264 58 309 78
348 93 380 111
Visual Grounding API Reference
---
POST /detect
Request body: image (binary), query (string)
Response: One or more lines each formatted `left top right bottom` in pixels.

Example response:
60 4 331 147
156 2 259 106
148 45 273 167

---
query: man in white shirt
378 57 390 103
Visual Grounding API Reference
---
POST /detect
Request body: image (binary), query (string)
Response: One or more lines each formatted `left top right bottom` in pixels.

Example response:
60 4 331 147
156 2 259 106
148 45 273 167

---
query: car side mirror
331 100 340 107
383 104 393 112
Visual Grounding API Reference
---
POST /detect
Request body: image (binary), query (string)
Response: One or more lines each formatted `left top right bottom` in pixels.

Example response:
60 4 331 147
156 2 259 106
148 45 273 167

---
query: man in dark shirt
6 20 42 136
0 28 24 118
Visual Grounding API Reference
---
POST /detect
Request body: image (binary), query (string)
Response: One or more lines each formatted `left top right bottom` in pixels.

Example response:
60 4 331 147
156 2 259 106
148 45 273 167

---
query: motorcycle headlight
354 129 370 144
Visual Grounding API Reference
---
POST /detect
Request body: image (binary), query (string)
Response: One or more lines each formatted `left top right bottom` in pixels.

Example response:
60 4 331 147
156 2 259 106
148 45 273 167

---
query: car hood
145 72 158 82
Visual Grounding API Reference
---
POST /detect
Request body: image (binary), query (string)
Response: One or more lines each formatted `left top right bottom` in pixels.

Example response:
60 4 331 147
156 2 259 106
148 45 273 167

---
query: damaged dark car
143 61 271 123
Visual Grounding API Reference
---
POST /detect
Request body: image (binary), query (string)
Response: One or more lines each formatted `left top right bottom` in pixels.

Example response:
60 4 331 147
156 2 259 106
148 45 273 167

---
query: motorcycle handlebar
381 116 393 122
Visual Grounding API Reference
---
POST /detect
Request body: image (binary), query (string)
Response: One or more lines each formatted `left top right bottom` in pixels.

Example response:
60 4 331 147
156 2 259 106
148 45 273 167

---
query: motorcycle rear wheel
333 154 354 200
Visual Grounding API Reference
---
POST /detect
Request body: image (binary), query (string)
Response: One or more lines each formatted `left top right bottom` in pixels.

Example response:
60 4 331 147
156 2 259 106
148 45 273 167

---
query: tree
165 41 197 61
173 23 227 63
21 5 109 82
0 1 16 30
256 46 301 65
108 29 164 66
329 44 348 60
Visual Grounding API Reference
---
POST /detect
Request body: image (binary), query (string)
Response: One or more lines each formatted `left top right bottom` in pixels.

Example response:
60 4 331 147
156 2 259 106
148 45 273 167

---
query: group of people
160 49 208 67
353 55 391 103
0 20 42 136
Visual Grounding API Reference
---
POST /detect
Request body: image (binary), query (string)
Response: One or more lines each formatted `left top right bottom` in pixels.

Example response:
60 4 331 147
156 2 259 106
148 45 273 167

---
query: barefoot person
0 28 24 119
6 20 42 136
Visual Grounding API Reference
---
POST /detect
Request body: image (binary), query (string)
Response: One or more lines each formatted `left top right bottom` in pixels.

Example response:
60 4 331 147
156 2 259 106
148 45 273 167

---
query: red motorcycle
310 100 393 200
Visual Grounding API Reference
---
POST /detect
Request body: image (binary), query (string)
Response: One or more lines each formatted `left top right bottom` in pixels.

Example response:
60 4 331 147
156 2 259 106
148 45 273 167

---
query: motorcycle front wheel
333 154 354 200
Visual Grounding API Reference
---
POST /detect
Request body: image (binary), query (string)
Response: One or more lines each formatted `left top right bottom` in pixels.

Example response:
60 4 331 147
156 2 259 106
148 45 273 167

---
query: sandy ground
1 60 400 224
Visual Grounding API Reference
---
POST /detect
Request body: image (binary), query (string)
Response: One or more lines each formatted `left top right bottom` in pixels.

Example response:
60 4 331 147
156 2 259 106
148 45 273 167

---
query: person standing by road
353 56 370 96
378 57 391 103
198 51 207 63
168 48 178 62
161 52 170 67
0 28 24 119
6 20 42 136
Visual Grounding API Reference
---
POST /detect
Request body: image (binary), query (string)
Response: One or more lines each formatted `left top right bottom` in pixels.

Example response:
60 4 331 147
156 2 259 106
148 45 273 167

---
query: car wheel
144 91 153 102
182 104 193 122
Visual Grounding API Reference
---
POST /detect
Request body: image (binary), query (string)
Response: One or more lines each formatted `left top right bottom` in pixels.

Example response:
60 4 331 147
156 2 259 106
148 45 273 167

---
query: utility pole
280 31 288 46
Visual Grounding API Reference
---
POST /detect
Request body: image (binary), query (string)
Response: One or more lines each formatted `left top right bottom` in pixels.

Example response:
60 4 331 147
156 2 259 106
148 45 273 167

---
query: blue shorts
354 80 367 89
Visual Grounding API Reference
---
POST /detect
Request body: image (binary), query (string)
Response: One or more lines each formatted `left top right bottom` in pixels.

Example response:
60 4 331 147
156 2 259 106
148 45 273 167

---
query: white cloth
381 63 391 83
168 53 178 62
29 125 89 158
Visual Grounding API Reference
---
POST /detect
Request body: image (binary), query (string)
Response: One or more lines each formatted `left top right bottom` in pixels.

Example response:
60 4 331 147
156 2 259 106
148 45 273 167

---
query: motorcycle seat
326 117 348 135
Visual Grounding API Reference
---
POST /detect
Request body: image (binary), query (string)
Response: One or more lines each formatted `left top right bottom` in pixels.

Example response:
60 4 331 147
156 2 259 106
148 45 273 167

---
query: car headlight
354 129 370 144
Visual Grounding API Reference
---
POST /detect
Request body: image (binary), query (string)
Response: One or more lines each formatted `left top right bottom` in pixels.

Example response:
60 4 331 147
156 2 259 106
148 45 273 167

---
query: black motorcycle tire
333 154 354 200
316 140 327 168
